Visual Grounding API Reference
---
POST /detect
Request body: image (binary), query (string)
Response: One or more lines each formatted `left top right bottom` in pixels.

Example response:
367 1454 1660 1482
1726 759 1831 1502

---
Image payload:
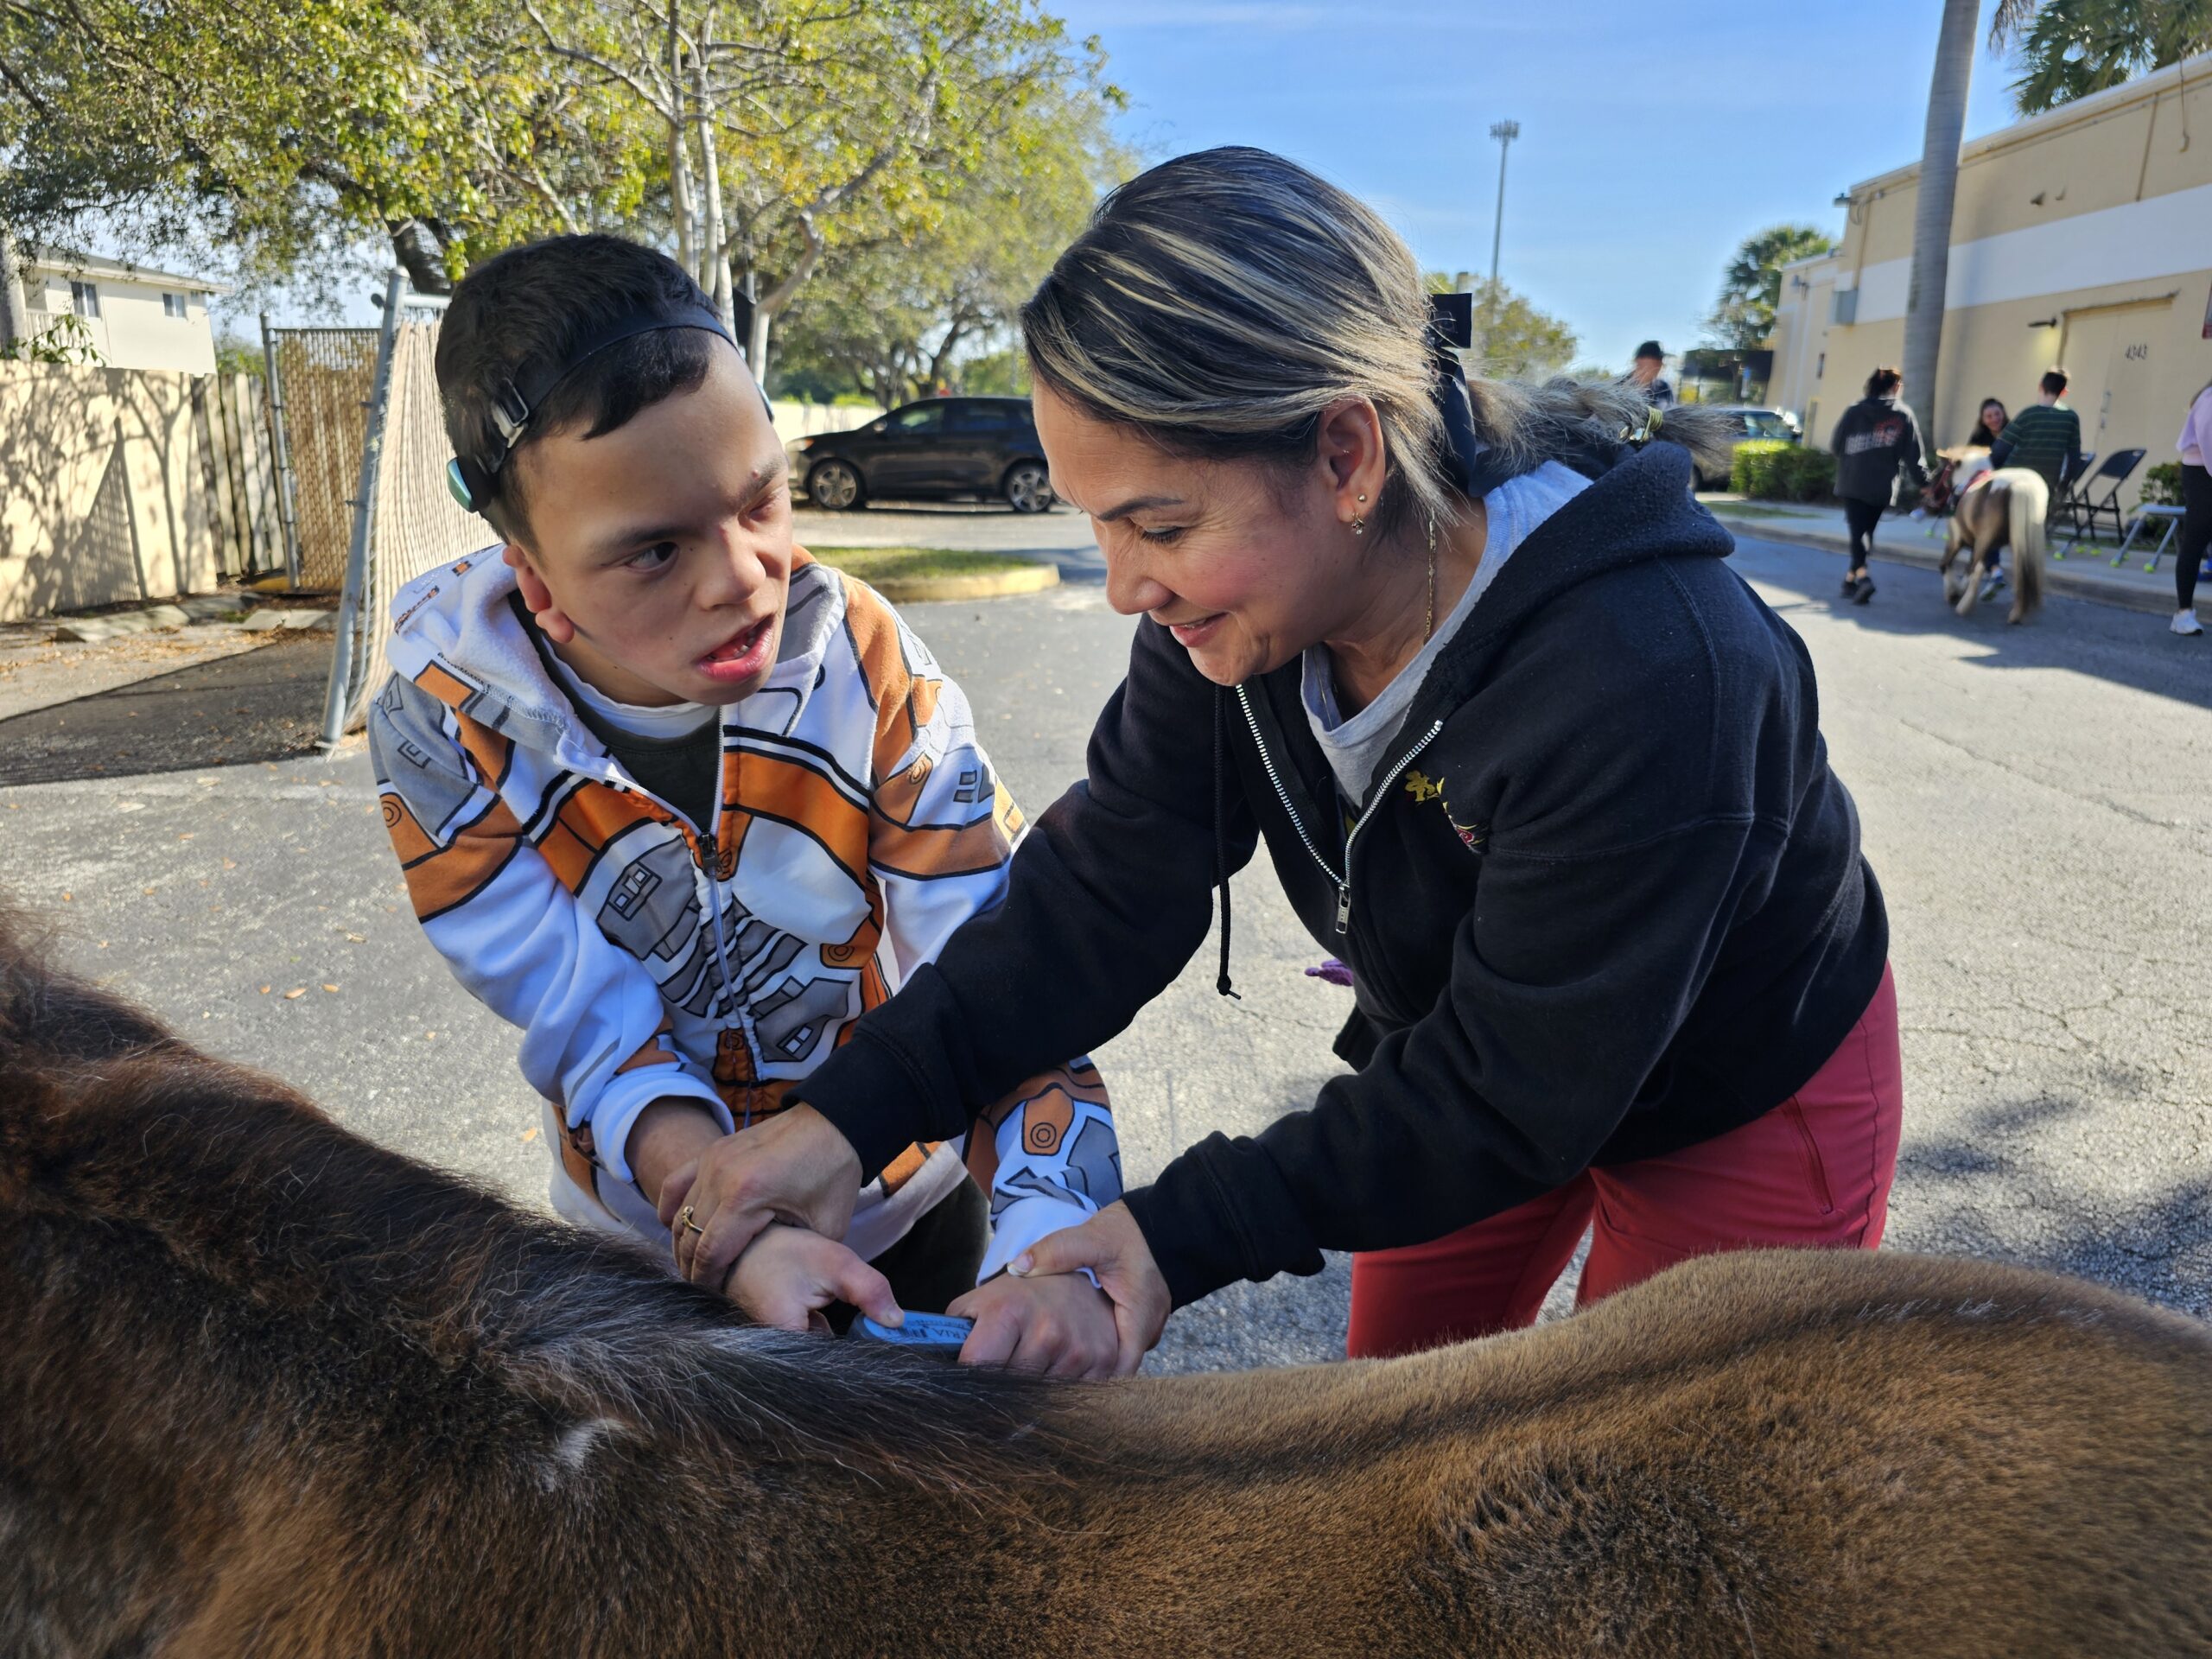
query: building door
2059 298 2171 509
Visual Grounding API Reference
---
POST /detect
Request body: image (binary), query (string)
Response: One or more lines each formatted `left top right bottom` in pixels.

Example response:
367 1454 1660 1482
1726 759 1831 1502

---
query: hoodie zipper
1234 684 1444 934
569 734 750 1122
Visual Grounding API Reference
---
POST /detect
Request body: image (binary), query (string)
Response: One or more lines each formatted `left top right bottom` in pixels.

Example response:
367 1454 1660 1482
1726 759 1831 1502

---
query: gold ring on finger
677 1205 705 1236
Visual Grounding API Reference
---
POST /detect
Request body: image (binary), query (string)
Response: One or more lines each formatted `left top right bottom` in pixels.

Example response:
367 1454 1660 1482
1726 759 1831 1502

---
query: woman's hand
949 1268 1121 1379
657 1104 864 1294
1007 1201 1171 1377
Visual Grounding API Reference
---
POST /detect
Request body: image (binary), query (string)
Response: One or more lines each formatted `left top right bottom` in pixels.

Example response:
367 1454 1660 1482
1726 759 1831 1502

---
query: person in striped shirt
1989 369 2084 498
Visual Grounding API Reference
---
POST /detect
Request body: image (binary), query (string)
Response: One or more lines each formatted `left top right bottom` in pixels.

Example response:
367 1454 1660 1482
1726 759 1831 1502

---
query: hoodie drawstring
1212 686 1239 1000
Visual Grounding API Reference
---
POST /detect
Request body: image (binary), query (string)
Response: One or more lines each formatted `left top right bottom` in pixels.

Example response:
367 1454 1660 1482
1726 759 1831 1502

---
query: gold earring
1351 514 1367 537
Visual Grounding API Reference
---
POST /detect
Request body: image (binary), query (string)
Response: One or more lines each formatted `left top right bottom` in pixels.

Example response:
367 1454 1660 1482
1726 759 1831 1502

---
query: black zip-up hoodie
791 441 1889 1310
1829 395 1929 505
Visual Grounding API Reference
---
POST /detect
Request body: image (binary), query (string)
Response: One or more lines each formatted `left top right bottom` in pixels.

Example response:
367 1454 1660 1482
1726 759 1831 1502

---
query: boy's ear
504 544 578 644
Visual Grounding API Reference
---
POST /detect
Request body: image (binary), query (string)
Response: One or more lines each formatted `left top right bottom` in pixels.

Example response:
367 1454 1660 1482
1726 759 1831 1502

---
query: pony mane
0 906 1073 1497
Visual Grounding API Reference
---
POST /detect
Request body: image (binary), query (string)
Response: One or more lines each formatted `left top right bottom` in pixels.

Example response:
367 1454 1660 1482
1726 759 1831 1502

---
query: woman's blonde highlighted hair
1022 146 1731 536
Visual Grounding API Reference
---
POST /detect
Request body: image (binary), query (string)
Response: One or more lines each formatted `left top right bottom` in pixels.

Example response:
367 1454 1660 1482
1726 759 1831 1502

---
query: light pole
1481 119 1519 364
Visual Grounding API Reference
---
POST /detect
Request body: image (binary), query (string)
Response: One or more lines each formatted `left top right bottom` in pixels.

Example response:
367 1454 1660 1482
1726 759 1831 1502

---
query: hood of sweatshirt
381 546 848 774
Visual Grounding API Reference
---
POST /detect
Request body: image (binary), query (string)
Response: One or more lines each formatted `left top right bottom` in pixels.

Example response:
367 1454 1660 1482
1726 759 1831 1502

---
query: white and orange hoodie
366 549 1119 1280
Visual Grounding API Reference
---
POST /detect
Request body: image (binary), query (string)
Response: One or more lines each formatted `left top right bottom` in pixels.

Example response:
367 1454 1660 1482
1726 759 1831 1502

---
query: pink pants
1347 964 1903 1360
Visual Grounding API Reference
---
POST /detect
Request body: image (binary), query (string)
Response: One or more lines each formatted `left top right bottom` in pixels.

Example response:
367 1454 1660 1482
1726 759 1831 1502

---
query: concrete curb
861 563 1060 604
52 595 335 643
1708 511 2209 624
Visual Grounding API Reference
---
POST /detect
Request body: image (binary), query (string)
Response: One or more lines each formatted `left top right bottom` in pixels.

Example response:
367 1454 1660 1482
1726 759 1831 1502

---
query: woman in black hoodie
673 149 1901 1375
1828 366 1929 604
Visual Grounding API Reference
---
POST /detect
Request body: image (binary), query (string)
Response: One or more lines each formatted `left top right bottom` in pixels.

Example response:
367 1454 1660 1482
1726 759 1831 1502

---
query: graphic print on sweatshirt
369 551 1109 1279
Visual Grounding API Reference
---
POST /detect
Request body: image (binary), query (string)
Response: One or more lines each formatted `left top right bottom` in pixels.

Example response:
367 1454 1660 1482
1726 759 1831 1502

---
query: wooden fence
0 362 283 622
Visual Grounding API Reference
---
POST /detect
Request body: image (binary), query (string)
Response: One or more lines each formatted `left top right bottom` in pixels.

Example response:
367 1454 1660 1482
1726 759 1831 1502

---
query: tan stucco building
12 249 225 374
1768 49 2212 509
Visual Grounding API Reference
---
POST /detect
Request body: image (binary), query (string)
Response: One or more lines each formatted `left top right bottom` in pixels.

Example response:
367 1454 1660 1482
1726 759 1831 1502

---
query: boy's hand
626 1099 726 1213
949 1268 1121 1380
723 1223 902 1333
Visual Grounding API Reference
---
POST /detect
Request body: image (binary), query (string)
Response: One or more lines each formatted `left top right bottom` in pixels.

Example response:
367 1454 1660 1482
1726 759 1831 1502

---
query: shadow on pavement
1900 1092 2211 1319
1729 531 2212 714
0 632 332 787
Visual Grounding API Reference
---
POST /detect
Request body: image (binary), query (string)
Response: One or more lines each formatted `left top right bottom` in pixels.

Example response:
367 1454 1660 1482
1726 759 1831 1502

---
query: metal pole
317 270 408 751
0 227 26 351
1481 120 1519 365
260 311 304 588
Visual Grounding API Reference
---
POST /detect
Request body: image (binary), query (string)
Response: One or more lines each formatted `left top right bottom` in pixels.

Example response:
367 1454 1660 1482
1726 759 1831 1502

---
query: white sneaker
1979 570 2006 603
2173 610 2204 637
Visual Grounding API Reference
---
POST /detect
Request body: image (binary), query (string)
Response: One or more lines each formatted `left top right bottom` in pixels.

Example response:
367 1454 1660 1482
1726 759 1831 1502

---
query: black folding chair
2057 448 2146 545
2045 450 2094 543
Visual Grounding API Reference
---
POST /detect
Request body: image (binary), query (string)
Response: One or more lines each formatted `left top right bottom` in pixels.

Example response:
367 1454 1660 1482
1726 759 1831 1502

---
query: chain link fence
328 315 484 735
270 328 381 590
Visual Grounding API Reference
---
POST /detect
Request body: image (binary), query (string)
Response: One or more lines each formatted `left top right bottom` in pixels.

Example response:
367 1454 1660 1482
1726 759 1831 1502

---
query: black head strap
448 300 741 517
1425 291 1521 500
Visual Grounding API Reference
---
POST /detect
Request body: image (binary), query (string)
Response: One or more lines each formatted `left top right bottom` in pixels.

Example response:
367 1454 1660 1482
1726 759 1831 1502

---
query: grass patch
807 546 1036 584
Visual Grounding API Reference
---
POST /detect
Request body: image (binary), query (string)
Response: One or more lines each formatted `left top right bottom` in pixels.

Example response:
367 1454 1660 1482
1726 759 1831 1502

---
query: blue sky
1052 0 2031 372
278 0 2034 365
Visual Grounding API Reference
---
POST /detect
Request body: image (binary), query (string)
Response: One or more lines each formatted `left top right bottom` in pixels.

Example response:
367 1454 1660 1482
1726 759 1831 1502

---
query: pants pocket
1780 1098 1836 1217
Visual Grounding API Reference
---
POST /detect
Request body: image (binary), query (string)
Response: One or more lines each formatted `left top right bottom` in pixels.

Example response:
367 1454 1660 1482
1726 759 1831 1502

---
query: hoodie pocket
1781 1097 1836 1217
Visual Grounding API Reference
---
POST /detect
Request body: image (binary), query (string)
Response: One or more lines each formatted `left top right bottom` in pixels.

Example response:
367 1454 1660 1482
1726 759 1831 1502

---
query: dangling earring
1351 491 1368 537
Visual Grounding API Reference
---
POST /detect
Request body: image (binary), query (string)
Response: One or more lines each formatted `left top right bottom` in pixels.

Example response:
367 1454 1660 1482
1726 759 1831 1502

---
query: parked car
792 396 1056 513
1696 405 1802 491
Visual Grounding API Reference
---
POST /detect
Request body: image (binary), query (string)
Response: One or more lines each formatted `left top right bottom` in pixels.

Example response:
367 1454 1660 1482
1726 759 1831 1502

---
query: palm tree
1999 0 2212 114
1706 224 1834 350
1901 0 1980 463
1904 0 2206 450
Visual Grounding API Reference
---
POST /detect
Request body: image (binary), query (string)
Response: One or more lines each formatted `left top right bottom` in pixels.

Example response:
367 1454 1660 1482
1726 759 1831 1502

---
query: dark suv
793 396 1056 513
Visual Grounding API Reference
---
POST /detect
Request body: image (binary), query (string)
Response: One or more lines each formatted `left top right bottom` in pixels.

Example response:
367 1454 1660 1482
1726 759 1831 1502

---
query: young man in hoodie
1828 365 1929 605
368 234 1120 1374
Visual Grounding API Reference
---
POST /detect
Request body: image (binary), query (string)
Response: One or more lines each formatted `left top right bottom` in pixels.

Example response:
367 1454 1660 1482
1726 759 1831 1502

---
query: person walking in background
1989 370 2083 499
1628 340 1674 407
1830 366 1927 606
2172 378 2212 639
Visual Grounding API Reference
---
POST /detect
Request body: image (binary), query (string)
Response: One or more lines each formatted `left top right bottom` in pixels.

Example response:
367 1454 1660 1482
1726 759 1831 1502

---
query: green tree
771 82 1131 408
1427 273 1579 380
526 0 1114 383
1704 225 1833 350
1993 0 2212 114
0 0 656 293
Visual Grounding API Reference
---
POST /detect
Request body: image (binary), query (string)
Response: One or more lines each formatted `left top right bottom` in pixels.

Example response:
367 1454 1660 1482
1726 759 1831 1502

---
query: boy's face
506 339 793 708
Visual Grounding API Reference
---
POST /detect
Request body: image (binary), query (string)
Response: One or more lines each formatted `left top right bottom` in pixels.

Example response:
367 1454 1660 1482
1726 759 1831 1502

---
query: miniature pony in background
1942 467 2048 624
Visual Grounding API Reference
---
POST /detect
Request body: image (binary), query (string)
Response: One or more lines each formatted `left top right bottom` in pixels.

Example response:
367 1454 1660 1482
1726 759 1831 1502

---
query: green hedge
2139 461 2184 508
1731 440 1836 502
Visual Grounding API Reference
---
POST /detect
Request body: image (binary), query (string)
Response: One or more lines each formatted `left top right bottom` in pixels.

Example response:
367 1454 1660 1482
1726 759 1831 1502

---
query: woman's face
1982 400 2007 430
1033 381 1365 687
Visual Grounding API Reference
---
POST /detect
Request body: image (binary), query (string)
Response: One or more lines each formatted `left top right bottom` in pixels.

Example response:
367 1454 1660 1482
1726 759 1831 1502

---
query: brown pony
3 913 2209 1657
1941 467 2048 624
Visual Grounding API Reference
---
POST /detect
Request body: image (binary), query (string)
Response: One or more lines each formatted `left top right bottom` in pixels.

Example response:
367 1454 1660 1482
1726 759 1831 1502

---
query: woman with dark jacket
1964 397 2008 451
1828 367 1929 605
671 148 1903 1375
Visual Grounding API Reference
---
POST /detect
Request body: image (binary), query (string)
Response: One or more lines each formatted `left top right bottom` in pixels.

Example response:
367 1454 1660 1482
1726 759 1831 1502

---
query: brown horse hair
1942 467 2047 625
5 906 2211 1656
